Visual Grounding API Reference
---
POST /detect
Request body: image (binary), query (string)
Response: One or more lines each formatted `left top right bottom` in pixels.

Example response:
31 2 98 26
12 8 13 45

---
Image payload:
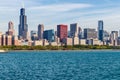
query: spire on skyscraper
18 7 28 40
22 0 25 8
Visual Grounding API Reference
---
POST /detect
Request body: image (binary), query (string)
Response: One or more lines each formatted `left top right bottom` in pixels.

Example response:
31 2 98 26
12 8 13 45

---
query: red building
57 24 68 43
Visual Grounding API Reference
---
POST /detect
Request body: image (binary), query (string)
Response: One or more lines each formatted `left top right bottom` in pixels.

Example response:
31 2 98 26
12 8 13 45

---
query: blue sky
0 0 120 34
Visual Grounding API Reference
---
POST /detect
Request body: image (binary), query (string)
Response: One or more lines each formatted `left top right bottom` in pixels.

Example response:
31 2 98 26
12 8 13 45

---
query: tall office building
110 31 118 46
31 31 38 41
57 24 68 43
103 30 110 41
6 21 15 36
18 8 28 40
98 20 104 41
78 27 82 39
84 28 97 39
38 24 44 40
43 29 55 42
70 23 78 37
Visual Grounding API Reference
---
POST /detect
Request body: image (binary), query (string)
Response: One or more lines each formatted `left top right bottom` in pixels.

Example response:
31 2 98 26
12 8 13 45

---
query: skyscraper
70 23 78 37
6 21 15 36
110 31 118 46
98 20 104 41
43 29 55 42
103 30 110 41
78 27 82 39
57 24 68 43
38 24 44 40
18 8 28 40
31 30 38 41
84 28 97 39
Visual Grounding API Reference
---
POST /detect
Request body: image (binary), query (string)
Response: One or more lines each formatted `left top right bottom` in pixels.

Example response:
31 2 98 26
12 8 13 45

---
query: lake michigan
0 50 120 80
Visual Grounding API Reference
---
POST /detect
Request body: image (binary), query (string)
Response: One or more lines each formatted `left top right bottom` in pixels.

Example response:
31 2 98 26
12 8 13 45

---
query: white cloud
0 0 119 33
26 4 120 32
0 7 16 12
29 3 93 12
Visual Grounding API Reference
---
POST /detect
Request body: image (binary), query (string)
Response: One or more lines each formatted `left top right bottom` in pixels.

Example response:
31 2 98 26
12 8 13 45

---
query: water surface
0 50 120 80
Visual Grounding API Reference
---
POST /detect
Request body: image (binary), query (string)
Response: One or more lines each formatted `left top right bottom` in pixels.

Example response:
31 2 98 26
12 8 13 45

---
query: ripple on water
0 51 120 80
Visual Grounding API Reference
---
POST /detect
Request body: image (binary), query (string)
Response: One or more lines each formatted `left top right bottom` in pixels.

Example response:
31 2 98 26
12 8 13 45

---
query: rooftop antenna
22 0 25 8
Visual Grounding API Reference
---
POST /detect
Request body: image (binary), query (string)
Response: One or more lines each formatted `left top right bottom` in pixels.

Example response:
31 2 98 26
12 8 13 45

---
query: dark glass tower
43 29 55 42
19 8 28 40
98 20 104 41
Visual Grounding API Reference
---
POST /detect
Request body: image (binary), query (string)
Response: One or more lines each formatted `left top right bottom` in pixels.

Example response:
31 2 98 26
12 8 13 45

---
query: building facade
31 30 38 41
6 21 15 36
78 27 82 39
70 23 78 37
84 28 97 39
18 8 28 40
110 31 118 46
57 24 68 43
6 35 13 46
38 24 44 40
43 29 55 42
98 20 104 41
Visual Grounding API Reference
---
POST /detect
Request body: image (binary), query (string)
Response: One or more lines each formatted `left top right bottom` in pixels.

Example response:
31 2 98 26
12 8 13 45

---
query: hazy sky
0 0 120 34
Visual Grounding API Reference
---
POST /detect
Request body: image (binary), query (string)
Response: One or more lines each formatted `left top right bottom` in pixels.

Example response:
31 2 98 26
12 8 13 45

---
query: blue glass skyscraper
98 20 104 41
19 8 28 40
43 30 55 42
70 23 78 37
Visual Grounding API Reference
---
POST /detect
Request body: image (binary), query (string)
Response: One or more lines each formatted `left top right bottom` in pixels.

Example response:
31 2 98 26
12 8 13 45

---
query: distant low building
67 38 72 46
33 40 43 46
50 42 58 46
13 36 21 46
55 36 60 44
73 36 79 45
0 35 2 46
79 39 86 45
28 40 34 46
87 38 103 45
43 39 49 46
6 35 12 46
2 35 6 46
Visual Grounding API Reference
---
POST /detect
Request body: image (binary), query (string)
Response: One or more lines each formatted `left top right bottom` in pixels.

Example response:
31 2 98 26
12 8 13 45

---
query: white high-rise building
110 31 118 46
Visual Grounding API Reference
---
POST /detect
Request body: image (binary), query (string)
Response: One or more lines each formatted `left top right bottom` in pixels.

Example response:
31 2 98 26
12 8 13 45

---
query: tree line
0 45 120 50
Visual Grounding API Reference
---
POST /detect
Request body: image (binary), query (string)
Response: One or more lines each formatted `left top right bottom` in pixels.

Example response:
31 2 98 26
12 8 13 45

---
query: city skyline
0 0 120 33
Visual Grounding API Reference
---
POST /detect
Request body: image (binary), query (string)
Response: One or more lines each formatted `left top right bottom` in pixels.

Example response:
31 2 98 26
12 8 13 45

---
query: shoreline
7 49 120 52
1 45 120 52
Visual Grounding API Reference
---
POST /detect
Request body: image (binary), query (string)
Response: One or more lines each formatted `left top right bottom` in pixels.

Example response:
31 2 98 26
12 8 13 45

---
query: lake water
0 50 120 80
